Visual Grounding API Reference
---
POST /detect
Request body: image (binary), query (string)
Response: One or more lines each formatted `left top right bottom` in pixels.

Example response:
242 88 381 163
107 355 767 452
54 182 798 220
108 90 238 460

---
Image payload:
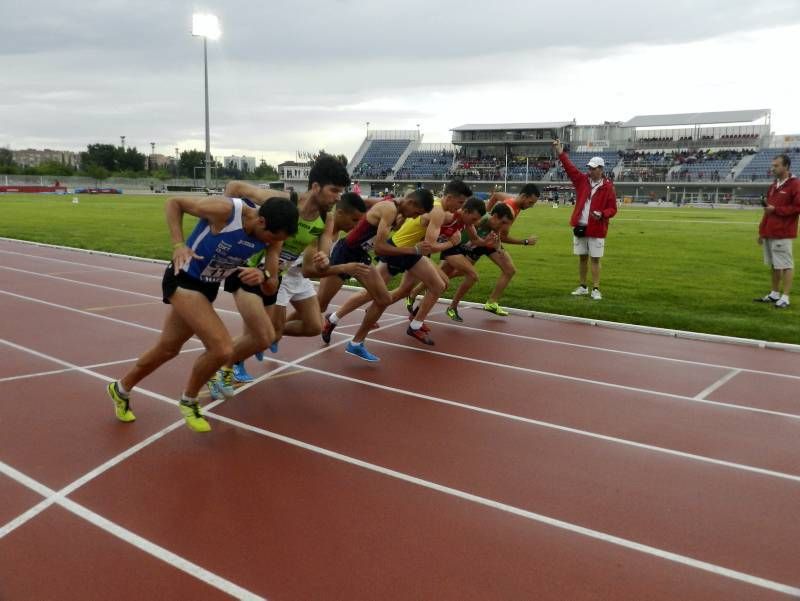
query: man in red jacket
553 140 617 300
755 154 800 309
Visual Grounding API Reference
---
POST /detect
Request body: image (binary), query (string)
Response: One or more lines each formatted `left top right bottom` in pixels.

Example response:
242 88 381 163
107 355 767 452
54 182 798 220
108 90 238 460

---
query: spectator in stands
554 139 617 300
755 154 800 309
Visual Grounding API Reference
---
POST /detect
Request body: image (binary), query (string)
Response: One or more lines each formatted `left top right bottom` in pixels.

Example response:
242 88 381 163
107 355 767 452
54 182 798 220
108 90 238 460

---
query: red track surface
1 238 799 600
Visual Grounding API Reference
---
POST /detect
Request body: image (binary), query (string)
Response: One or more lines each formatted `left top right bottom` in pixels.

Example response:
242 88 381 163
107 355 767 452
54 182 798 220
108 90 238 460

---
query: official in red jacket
754 153 800 309
554 140 617 300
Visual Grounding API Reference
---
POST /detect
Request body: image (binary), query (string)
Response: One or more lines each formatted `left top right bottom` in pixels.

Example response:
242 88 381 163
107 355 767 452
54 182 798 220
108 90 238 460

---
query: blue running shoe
254 351 264 362
214 367 237 398
206 379 224 401
233 361 254 383
345 341 380 362
269 342 279 353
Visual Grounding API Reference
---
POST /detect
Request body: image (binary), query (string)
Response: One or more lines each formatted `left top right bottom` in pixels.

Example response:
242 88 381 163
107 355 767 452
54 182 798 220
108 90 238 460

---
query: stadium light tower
192 13 221 189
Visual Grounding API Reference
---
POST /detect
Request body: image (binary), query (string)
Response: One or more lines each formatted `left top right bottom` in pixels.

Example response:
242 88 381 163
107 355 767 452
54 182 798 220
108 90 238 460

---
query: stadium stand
736 148 800 181
352 138 414 179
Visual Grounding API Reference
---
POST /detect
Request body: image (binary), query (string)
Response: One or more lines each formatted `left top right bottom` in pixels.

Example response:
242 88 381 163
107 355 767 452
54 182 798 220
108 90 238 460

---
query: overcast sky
2 0 800 165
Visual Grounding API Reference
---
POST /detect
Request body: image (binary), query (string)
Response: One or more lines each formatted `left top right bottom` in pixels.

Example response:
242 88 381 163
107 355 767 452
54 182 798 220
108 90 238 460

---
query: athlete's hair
462 197 487 216
519 183 541 198
490 202 514 220
260 198 299 235
308 154 351 188
444 179 472 198
338 192 367 213
775 154 791 168
408 188 435 212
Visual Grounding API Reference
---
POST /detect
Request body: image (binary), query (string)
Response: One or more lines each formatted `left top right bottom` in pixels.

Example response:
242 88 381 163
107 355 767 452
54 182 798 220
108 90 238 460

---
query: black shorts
223 272 281 307
377 240 422 276
162 265 220 304
441 244 496 262
330 239 372 281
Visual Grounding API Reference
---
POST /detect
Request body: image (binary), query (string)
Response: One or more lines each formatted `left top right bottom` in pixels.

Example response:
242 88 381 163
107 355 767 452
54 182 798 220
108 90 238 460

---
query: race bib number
198 256 243 282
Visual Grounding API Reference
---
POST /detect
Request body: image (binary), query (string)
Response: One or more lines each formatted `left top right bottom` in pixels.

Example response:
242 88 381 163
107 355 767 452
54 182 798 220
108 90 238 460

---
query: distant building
12 148 79 168
279 161 311 182
223 155 257 172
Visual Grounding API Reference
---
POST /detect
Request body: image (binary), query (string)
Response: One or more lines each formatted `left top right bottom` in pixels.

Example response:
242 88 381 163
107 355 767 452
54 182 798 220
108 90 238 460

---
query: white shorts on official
573 236 605 258
763 238 794 270
276 268 316 307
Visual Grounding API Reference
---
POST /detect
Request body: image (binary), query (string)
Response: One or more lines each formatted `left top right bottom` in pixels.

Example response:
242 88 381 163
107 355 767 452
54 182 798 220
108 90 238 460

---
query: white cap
586 157 605 168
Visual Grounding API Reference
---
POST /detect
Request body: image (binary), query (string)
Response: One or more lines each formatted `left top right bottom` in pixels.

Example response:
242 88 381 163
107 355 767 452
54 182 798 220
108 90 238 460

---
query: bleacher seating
736 148 800 182
395 149 454 180
352 139 413 179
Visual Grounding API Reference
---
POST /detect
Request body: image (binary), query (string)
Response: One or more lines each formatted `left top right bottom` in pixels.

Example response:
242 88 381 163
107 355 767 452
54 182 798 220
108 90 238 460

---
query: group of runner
106 155 541 432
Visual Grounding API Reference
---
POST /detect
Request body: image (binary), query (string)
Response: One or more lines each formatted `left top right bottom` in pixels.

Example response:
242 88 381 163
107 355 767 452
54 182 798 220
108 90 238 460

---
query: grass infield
1 193 796 344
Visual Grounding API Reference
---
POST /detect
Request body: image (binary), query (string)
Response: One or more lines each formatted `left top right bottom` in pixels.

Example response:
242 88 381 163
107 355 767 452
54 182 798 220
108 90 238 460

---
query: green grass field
1 193 797 344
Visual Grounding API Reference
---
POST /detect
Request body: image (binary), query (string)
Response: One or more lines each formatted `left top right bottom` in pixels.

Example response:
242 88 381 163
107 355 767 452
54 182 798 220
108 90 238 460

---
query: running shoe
206 379 223 401
255 351 265 361
107 381 135 422
269 342 279 353
233 361 254 383
405 296 416 315
406 326 434 345
483 302 509 316
446 306 463 322
179 401 211 433
214 367 236 398
775 298 790 309
407 315 431 332
571 285 589 296
590 288 602 301
321 313 337 344
345 341 380 362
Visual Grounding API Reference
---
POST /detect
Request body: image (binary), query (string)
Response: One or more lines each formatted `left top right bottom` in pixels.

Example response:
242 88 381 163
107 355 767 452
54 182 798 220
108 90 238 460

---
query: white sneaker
775 298 790 309
571 285 589 296
591 288 602 300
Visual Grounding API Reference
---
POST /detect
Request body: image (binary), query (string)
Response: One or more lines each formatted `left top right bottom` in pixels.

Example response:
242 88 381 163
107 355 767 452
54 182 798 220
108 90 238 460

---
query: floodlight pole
203 37 211 188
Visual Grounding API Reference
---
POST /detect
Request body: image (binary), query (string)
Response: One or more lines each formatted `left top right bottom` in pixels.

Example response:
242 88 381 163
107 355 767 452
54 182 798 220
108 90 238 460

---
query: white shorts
573 236 605 258
763 238 794 270
276 268 317 307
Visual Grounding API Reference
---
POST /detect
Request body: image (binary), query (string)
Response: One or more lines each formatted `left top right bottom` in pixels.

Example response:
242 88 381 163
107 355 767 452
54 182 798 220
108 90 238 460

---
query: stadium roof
452 122 573 131
623 109 770 128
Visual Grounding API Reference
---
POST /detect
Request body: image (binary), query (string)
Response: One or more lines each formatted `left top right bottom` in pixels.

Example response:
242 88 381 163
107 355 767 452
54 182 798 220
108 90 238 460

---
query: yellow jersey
391 199 441 248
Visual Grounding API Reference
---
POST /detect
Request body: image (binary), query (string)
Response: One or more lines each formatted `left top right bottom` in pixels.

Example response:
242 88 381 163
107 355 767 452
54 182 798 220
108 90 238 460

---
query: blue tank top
182 198 265 282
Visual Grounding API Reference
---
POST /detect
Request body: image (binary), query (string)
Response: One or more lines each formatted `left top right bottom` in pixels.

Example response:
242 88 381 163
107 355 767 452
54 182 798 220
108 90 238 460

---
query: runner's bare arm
223 181 291 205
165 196 232 246
373 204 417 256
262 242 282 294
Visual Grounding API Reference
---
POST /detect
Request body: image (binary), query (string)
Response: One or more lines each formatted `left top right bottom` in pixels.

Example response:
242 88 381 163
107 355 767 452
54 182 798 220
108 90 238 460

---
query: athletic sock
180 393 198 406
350 340 363 347
329 313 340 324
410 319 423 330
116 381 129 397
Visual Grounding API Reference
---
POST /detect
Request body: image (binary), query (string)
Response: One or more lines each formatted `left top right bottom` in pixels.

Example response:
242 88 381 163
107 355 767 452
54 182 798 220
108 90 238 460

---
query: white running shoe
591 288 602 300
571 285 589 296
775 298 790 309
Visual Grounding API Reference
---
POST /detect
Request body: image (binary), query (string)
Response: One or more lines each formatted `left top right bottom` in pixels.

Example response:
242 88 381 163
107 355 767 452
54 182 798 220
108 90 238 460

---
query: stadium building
282 109 797 206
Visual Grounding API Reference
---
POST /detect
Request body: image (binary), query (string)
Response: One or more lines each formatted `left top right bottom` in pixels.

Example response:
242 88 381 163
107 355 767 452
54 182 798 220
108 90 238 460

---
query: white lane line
204 414 800 599
331 332 800 422
2 346 800 594
0 347 205 384
425 315 800 383
6 282 797 425
695 369 743 400
255 356 800 484
0 461 265 601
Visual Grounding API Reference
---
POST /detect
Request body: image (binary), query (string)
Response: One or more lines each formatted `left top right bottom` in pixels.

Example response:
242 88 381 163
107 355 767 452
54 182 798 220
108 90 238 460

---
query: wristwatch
262 268 271 279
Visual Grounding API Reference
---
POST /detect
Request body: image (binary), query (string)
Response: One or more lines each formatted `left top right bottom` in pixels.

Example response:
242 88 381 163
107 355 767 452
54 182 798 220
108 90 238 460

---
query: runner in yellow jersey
331 180 470 354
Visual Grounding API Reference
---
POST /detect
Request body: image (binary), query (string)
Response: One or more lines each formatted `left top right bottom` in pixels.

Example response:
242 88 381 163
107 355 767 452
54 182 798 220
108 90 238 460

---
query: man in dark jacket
554 140 617 300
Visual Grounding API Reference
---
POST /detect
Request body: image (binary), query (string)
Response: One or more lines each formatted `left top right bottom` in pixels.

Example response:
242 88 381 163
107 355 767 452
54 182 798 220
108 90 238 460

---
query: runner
439 202 516 321
105 195 298 432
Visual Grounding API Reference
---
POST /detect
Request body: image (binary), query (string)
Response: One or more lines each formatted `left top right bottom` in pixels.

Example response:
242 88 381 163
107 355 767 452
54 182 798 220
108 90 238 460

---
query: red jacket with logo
759 176 800 239
559 152 617 238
